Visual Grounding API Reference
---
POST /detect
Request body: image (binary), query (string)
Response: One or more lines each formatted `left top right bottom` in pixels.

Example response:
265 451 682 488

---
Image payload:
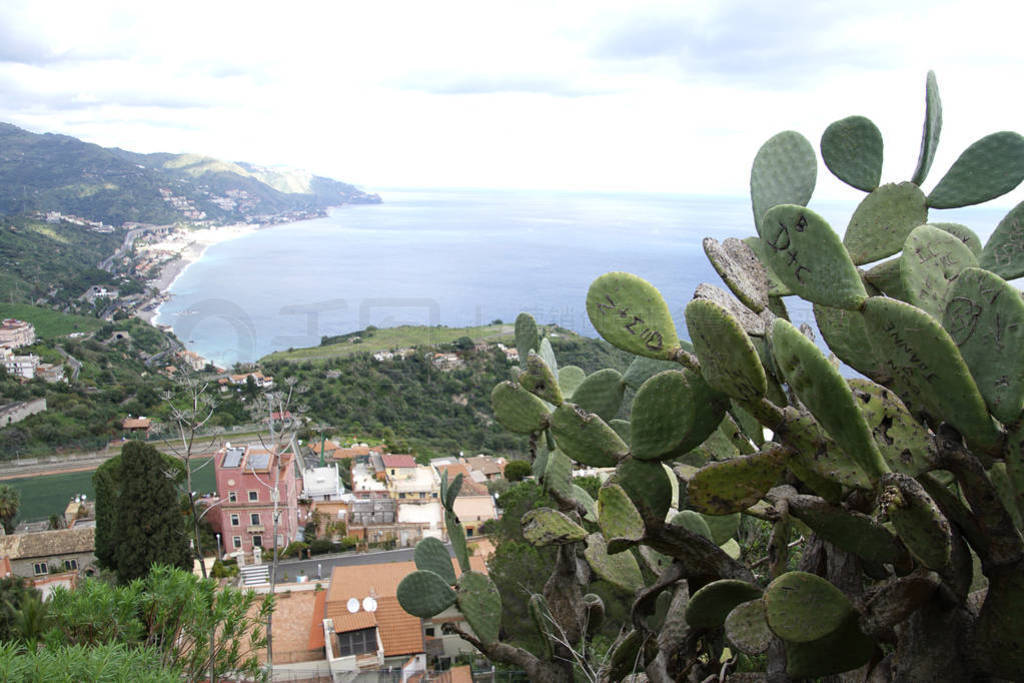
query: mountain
0 123 380 227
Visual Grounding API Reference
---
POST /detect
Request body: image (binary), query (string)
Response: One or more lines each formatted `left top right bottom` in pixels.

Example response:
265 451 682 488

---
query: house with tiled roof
433 463 497 537
121 416 152 437
463 455 507 481
322 555 488 678
0 526 96 596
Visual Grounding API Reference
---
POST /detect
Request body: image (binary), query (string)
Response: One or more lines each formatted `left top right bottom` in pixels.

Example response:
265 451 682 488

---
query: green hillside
0 304 104 338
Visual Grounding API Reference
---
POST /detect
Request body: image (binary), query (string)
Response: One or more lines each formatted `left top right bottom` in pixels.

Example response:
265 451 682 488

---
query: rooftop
381 454 416 469
0 526 95 560
434 463 488 497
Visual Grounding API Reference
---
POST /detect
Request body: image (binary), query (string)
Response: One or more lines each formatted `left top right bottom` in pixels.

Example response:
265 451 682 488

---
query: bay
155 188 1008 368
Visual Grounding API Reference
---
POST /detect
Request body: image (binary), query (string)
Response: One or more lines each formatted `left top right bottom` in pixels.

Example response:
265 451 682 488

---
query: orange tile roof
308 588 328 650
438 665 474 683
374 595 422 656
435 464 488 496
382 454 417 469
121 417 151 430
328 610 377 634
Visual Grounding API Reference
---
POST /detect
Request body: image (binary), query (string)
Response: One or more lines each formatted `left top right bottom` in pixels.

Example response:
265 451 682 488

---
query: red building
213 444 302 559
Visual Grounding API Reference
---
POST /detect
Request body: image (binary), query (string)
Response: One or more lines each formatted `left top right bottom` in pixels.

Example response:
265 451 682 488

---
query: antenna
346 597 360 614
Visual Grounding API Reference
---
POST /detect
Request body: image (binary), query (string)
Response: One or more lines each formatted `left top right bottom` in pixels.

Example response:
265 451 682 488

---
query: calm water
156 189 1009 367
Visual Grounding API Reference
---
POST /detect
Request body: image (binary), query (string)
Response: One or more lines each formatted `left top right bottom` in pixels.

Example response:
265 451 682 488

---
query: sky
1 0 1023 202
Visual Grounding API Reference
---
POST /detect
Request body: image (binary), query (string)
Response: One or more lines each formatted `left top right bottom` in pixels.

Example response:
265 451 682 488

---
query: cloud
395 73 607 98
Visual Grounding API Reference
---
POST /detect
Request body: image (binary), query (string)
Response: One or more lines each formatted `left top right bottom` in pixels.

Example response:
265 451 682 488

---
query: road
263 546 432 584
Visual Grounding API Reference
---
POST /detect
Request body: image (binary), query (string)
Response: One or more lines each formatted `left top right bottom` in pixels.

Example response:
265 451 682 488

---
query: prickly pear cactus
399 72 1024 682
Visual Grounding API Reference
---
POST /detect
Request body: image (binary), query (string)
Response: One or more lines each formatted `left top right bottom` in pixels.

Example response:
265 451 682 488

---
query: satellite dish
346 598 360 614
363 596 378 613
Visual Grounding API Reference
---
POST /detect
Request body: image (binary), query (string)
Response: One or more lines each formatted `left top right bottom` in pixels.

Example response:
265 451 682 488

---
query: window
336 627 377 657
252 535 263 547
425 627 436 637
276 534 285 547
250 513 260 526
63 559 78 571
398 492 406 499
230 514 240 526
228 491 237 503
248 490 258 502
232 536 242 549
33 563 48 576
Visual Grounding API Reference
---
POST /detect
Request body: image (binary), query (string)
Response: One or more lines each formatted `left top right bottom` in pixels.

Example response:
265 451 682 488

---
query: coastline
135 223 259 324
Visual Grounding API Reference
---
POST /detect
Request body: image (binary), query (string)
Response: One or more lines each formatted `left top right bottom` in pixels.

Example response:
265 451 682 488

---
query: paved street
263 545 443 584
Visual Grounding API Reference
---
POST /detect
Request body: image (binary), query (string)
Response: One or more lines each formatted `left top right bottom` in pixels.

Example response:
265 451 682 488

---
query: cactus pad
703 236 771 312
586 272 680 360
570 368 625 422
862 296 1001 451
980 200 1024 279
927 131 1024 208
397 569 457 618
549 402 628 467
630 369 726 461
694 282 766 336
821 115 884 192
843 182 928 264
538 337 559 378
764 571 855 642
522 507 588 547
414 537 457 585
900 224 978 319
943 267 1024 423
771 318 887 479
881 472 952 570
971 570 1024 679
519 350 562 405
911 71 942 186
446 510 470 572
456 571 502 646
848 379 936 476
528 593 554 659
490 381 550 434
685 579 763 629
864 257 908 300
558 365 586 397
598 484 646 551
583 532 644 593
685 298 767 401
750 130 817 236
813 304 888 382
787 493 907 566
761 204 867 310
784 613 877 679
613 457 675 526
743 236 793 297
702 512 741 546
783 409 870 491
686 446 786 515
724 599 773 655
570 483 599 523
514 312 539 366
933 222 982 257
543 449 573 500
669 510 713 541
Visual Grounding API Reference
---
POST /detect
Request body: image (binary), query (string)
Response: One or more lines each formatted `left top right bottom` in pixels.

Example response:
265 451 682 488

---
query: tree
0 484 20 533
503 459 531 482
398 73 1024 681
110 441 191 583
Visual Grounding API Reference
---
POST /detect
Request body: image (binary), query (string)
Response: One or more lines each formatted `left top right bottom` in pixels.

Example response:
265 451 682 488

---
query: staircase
239 563 269 587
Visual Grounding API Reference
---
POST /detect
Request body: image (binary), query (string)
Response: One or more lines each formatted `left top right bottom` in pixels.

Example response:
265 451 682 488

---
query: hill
0 122 380 227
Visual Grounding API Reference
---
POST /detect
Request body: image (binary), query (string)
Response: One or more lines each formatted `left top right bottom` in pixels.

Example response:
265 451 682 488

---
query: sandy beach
135 223 258 323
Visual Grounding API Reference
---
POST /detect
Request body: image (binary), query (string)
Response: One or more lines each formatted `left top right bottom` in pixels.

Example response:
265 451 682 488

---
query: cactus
397 73 1024 682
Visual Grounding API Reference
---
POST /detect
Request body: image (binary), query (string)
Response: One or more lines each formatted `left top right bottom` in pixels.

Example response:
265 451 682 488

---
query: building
0 319 35 349
463 455 507 482
213 443 302 560
120 416 152 437
432 463 497 537
301 464 345 502
1 348 39 379
0 526 96 590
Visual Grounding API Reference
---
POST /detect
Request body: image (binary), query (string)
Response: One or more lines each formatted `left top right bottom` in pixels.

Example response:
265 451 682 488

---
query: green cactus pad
607 629 645 682
456 571 502 646
848 379 936 476
720 537 742 560
900 224 979 319
821 115 884 192
413 537 457 585
988 462 1024 529
813 304 888 382
514 312 539 366
743 236 794 297
685 298 767 401
703 237 771 313
694 282 766 336
396 569 458 618
863 258 908 301
787 493 907 566
911 71 942 186
583 532 644 593
543 449 573 500
761 204 867 310
702 512 741 546
971 570 1024 679
586 272 680 360
582 593 605 636
730 401 765 447
927 131 1024 208
598 484 646 551
771 318 887 479
639 546 673 575
881 472 952 570
518 350 562 405
843 182 929 265
446 510 470 572
445 473 463 510
943 267 1024 423
549 402 628 467
609 418 631 446
862 296 1001 451
764 571 855 643
558 365 586 397
532 447 549 479
932 222 982 257
538 337 558 378
490 381 550 434
570 483 599 523
750 130 817 236
614 457 675 526
522 507 588 547
669 510 713 541
725 599 773 655
630 369 727 461
783 409 871 491
621 356 681 390
980 201 1024 279
570 368 625 422
687 446 786 515
685 579 763 630
528 593 554 659
784 613 877 679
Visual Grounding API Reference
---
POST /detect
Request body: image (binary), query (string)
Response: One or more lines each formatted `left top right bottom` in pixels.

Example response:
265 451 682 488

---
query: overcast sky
1 1 1022 201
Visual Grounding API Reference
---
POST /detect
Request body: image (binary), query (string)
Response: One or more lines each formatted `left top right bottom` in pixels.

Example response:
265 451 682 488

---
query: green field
7 457 216 524
0 303 104 339
262 323 517 363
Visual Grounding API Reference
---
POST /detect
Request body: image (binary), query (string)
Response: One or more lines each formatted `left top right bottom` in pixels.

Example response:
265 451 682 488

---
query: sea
154 189 1010 368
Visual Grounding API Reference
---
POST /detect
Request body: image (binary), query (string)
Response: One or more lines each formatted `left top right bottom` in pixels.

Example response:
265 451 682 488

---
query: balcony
247 525 265 533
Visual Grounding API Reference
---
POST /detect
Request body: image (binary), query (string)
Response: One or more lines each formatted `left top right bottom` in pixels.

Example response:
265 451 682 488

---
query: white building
301 464 346 502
